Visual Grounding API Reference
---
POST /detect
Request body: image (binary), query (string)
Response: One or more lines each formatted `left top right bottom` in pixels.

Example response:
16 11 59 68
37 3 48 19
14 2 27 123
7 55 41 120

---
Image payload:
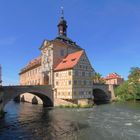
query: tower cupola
58 7 67 36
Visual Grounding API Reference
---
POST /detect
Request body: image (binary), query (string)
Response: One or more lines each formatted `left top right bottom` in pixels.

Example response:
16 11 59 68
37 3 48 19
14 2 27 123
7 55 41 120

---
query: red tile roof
27 56 41 67
105 73 122 80
20 56 41 74
54 50 84 71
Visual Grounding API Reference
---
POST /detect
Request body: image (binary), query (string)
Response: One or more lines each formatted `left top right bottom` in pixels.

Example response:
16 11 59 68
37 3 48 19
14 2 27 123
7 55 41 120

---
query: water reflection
0 101 90 140
0 101 140 140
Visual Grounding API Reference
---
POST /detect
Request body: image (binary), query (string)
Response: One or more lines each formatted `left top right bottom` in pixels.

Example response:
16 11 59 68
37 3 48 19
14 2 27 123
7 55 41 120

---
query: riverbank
0 110 5 119
58 104 93 108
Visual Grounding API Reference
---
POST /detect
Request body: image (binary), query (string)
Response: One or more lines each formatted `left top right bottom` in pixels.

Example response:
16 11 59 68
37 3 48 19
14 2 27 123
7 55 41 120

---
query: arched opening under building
93 89 110 105
13 92 53 107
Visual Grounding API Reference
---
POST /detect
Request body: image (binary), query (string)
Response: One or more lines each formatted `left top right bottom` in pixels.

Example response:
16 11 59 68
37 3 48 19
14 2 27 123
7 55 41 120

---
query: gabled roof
54 50 84 71
105 73 122 80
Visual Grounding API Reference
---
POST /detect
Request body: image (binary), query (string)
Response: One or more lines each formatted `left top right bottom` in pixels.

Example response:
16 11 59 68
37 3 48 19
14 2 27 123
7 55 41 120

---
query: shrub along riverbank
115 67 140 101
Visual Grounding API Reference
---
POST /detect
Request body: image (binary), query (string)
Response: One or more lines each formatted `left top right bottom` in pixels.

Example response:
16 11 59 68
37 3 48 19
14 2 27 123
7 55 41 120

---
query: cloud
0 37 17 46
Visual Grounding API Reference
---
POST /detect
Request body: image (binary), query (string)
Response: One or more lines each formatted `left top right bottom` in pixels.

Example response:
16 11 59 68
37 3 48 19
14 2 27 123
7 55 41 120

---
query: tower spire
61 6 64 19
58 6 67 36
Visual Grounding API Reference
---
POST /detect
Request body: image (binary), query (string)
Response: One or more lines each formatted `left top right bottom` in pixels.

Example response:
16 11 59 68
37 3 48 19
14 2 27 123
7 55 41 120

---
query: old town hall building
19 9 95 106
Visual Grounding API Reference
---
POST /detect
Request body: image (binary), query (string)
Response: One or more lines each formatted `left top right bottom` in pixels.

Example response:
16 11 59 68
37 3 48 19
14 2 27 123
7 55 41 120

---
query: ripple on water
125 123 133 126
1 101 140 140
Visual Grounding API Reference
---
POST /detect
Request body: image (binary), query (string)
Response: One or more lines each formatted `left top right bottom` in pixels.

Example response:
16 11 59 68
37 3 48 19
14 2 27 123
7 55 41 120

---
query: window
60 49 64 56
79 91 84 95
75 71 78 76
71 58 76 61
38 79 40 85
89 81 93 85
63 60 67 63
84 92 87 95
56 73 59 77
56 81 59 86
88 72 91 77
84 80 86 85
82 71 85 76
74 80 77 85
78 80 81 85
69 80 71 85
68 71 71 76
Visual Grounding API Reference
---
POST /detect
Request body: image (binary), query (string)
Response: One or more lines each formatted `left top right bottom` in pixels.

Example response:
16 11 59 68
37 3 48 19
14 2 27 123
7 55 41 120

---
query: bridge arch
2 85 53 108
93 88 109 104
14 92 53 107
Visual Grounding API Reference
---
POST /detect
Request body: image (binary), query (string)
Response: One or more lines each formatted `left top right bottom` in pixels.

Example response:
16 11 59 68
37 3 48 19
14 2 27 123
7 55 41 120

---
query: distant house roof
19 56 41 74
54 50 84 71
105 73 122 80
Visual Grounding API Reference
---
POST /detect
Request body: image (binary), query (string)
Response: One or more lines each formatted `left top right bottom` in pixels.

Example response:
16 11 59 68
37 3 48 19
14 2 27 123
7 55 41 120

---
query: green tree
93 72 105 84
115 67 140 101
128 67 140 83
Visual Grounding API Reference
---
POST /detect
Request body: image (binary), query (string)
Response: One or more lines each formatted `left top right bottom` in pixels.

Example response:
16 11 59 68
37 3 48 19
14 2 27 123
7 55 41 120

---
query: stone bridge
0 85 53 108
0 84 115 111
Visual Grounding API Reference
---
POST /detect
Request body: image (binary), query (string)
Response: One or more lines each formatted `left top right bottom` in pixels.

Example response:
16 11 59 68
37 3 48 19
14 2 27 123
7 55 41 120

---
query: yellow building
19 9 95 106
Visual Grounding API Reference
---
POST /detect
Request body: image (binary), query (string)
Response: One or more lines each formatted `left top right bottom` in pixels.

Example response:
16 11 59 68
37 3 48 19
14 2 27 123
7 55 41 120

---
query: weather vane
61 6 64 18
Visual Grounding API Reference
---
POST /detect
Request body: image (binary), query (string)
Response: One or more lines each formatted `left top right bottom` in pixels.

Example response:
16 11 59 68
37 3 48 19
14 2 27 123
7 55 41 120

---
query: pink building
105 73 124 85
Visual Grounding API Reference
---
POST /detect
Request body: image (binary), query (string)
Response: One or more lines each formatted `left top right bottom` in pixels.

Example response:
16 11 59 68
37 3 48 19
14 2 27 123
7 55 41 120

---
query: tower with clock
40 7 82 86
19 7 95 106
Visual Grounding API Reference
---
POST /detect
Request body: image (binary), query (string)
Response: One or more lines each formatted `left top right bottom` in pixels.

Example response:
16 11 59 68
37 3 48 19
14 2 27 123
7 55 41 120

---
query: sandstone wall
20 93 43 105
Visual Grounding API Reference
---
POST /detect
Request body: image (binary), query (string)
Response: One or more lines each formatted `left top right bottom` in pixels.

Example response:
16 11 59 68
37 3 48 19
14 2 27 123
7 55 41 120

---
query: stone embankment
0 89 5 118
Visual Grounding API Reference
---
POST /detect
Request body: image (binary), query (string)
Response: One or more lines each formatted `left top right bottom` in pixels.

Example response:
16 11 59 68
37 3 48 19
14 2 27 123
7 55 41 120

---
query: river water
0 101 140 140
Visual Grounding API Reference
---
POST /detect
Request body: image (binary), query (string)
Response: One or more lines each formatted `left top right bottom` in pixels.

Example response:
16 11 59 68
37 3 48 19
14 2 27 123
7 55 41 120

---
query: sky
0 0 140 85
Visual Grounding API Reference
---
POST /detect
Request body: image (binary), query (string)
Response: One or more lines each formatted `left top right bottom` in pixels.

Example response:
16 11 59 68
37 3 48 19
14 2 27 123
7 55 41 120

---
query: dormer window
71 58 76 61
63 60 67 63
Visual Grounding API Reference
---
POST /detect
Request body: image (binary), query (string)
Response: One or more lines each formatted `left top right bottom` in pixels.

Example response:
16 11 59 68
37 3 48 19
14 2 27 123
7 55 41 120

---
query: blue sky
0 0 140 85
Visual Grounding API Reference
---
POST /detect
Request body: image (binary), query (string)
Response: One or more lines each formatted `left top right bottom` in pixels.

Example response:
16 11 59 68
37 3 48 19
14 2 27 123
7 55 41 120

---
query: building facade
19 10 95 106
105 73 124 85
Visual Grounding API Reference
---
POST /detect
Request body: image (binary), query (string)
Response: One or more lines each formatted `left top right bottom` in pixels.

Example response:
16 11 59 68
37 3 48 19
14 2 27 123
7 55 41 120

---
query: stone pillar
50 68 54 87
109 84 116 101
